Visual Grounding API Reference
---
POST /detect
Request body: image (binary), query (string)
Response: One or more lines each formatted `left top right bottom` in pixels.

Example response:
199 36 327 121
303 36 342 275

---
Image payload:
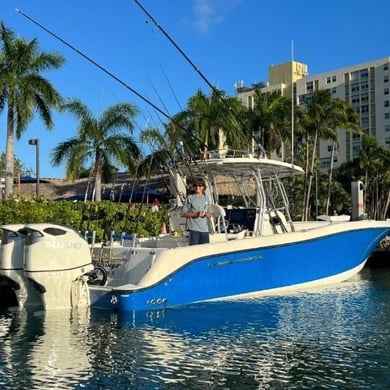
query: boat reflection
0 308 93 389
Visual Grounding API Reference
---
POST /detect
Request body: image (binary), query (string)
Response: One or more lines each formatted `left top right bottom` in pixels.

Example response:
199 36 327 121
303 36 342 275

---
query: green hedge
0 197 169 241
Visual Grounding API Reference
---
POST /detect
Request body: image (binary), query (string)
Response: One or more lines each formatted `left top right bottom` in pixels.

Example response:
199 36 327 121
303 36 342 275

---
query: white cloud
182 0 241 35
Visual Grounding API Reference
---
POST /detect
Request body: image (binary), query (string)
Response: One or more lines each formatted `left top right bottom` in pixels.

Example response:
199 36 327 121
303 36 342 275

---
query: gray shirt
182 194 209 232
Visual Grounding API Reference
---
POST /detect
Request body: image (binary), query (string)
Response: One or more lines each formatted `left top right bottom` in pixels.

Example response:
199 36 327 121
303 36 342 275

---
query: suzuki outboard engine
24 224 94 309
0 224 41 308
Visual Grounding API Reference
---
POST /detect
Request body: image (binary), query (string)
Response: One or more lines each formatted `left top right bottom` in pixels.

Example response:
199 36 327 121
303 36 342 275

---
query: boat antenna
15 8 208 152
132 0 267 156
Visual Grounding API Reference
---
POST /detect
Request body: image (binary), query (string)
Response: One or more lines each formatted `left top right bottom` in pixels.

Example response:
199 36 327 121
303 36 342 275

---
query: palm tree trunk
301 138 310 220
381 190 390 220
304 131 318 221
325 141 336 215
95 172 102 202
4 107 15 198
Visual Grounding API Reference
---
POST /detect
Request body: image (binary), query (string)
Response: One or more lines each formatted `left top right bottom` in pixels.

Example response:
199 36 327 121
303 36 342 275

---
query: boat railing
203 149 258 160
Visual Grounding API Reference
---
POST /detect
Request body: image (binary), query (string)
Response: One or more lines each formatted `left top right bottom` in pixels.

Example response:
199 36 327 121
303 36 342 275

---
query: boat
366 235 390 267
2 150 390 312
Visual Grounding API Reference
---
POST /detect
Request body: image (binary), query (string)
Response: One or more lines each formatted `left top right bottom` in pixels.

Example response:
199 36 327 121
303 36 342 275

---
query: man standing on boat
181 178 211 245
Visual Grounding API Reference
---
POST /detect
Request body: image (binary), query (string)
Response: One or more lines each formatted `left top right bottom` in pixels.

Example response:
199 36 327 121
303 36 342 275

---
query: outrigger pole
132 0 267 156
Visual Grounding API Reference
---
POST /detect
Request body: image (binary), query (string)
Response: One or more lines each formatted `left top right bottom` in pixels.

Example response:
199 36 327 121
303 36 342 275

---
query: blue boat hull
90 227 389 311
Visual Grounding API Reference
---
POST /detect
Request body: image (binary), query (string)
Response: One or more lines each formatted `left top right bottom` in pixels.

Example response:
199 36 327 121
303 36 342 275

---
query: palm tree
300 91 330 220
359 136 387 219
324 100 361 215
375 150 390 220
0 22 65 198
243 90 292 158
299 90 360 220
166 89 247 158
51 99 140 201
137 128 175 176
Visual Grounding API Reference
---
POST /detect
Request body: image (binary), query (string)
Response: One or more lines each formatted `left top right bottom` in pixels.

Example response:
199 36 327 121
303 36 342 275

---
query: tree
166 89 247 158
243 90 292 158
0 152 33 178
299 90 360 220
359 136 389 219
138 128 174 176
51 99 140 201
324 99 361 215
0 22 65 198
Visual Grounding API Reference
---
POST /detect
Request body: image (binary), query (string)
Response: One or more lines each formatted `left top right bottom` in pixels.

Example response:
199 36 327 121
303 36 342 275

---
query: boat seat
169 206 187 235
208 204 228 235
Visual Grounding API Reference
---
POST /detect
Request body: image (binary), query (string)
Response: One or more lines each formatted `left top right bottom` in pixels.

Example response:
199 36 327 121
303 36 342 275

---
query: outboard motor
0 225 41 308
24 223 94 310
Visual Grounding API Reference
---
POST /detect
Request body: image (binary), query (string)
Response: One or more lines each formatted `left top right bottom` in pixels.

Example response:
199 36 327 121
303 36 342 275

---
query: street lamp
28 138 40 196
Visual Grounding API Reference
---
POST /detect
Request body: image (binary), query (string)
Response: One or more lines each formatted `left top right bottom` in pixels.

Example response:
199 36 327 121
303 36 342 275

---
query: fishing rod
147 76 171 117
141 133 189 205
160 65 183 111
132 0 267 156
16 7 217 206
15 8 208 153
141 88 200 180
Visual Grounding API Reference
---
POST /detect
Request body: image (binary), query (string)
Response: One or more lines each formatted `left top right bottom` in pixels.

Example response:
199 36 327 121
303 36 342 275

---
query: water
1 266 390 389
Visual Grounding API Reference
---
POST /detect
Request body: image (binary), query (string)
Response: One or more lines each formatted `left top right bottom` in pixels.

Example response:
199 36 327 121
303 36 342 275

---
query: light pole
28 138 40 196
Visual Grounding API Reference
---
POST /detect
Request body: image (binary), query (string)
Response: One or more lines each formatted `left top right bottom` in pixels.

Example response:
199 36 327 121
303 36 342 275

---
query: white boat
2 151 390 312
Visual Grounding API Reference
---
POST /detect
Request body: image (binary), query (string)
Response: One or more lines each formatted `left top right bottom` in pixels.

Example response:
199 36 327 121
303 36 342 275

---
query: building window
385 101 390 107
303 94 313 103
385 75 389 83
384 63 389 71
385 125 390 132
326 76 331 84
385 113 390 120
361 93 369 103
385 88 389 95
352 145 361 154
332 75 336 82
361 117 369 126
306 81 313 92
327 145 332 152
332 87 337 94
386 137 390 144
360 69 369 78
361 105 369 113
351 83 360 92
351 96 360 104
351 71 359 81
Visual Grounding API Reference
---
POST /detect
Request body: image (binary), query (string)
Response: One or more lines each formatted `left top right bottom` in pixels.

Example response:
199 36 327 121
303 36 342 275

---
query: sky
1 0 389 179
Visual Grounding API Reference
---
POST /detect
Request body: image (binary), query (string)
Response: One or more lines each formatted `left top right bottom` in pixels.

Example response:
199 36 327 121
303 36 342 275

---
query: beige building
236 57 390 169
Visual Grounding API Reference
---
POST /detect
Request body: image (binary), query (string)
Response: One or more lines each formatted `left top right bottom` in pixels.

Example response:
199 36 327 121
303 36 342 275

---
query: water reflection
0 309 93 389
1 268 390 389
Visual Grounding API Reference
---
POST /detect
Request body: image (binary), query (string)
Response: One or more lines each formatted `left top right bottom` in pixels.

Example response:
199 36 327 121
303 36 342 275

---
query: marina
1 264 390 389
1 3 390 388
1 150 390 312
